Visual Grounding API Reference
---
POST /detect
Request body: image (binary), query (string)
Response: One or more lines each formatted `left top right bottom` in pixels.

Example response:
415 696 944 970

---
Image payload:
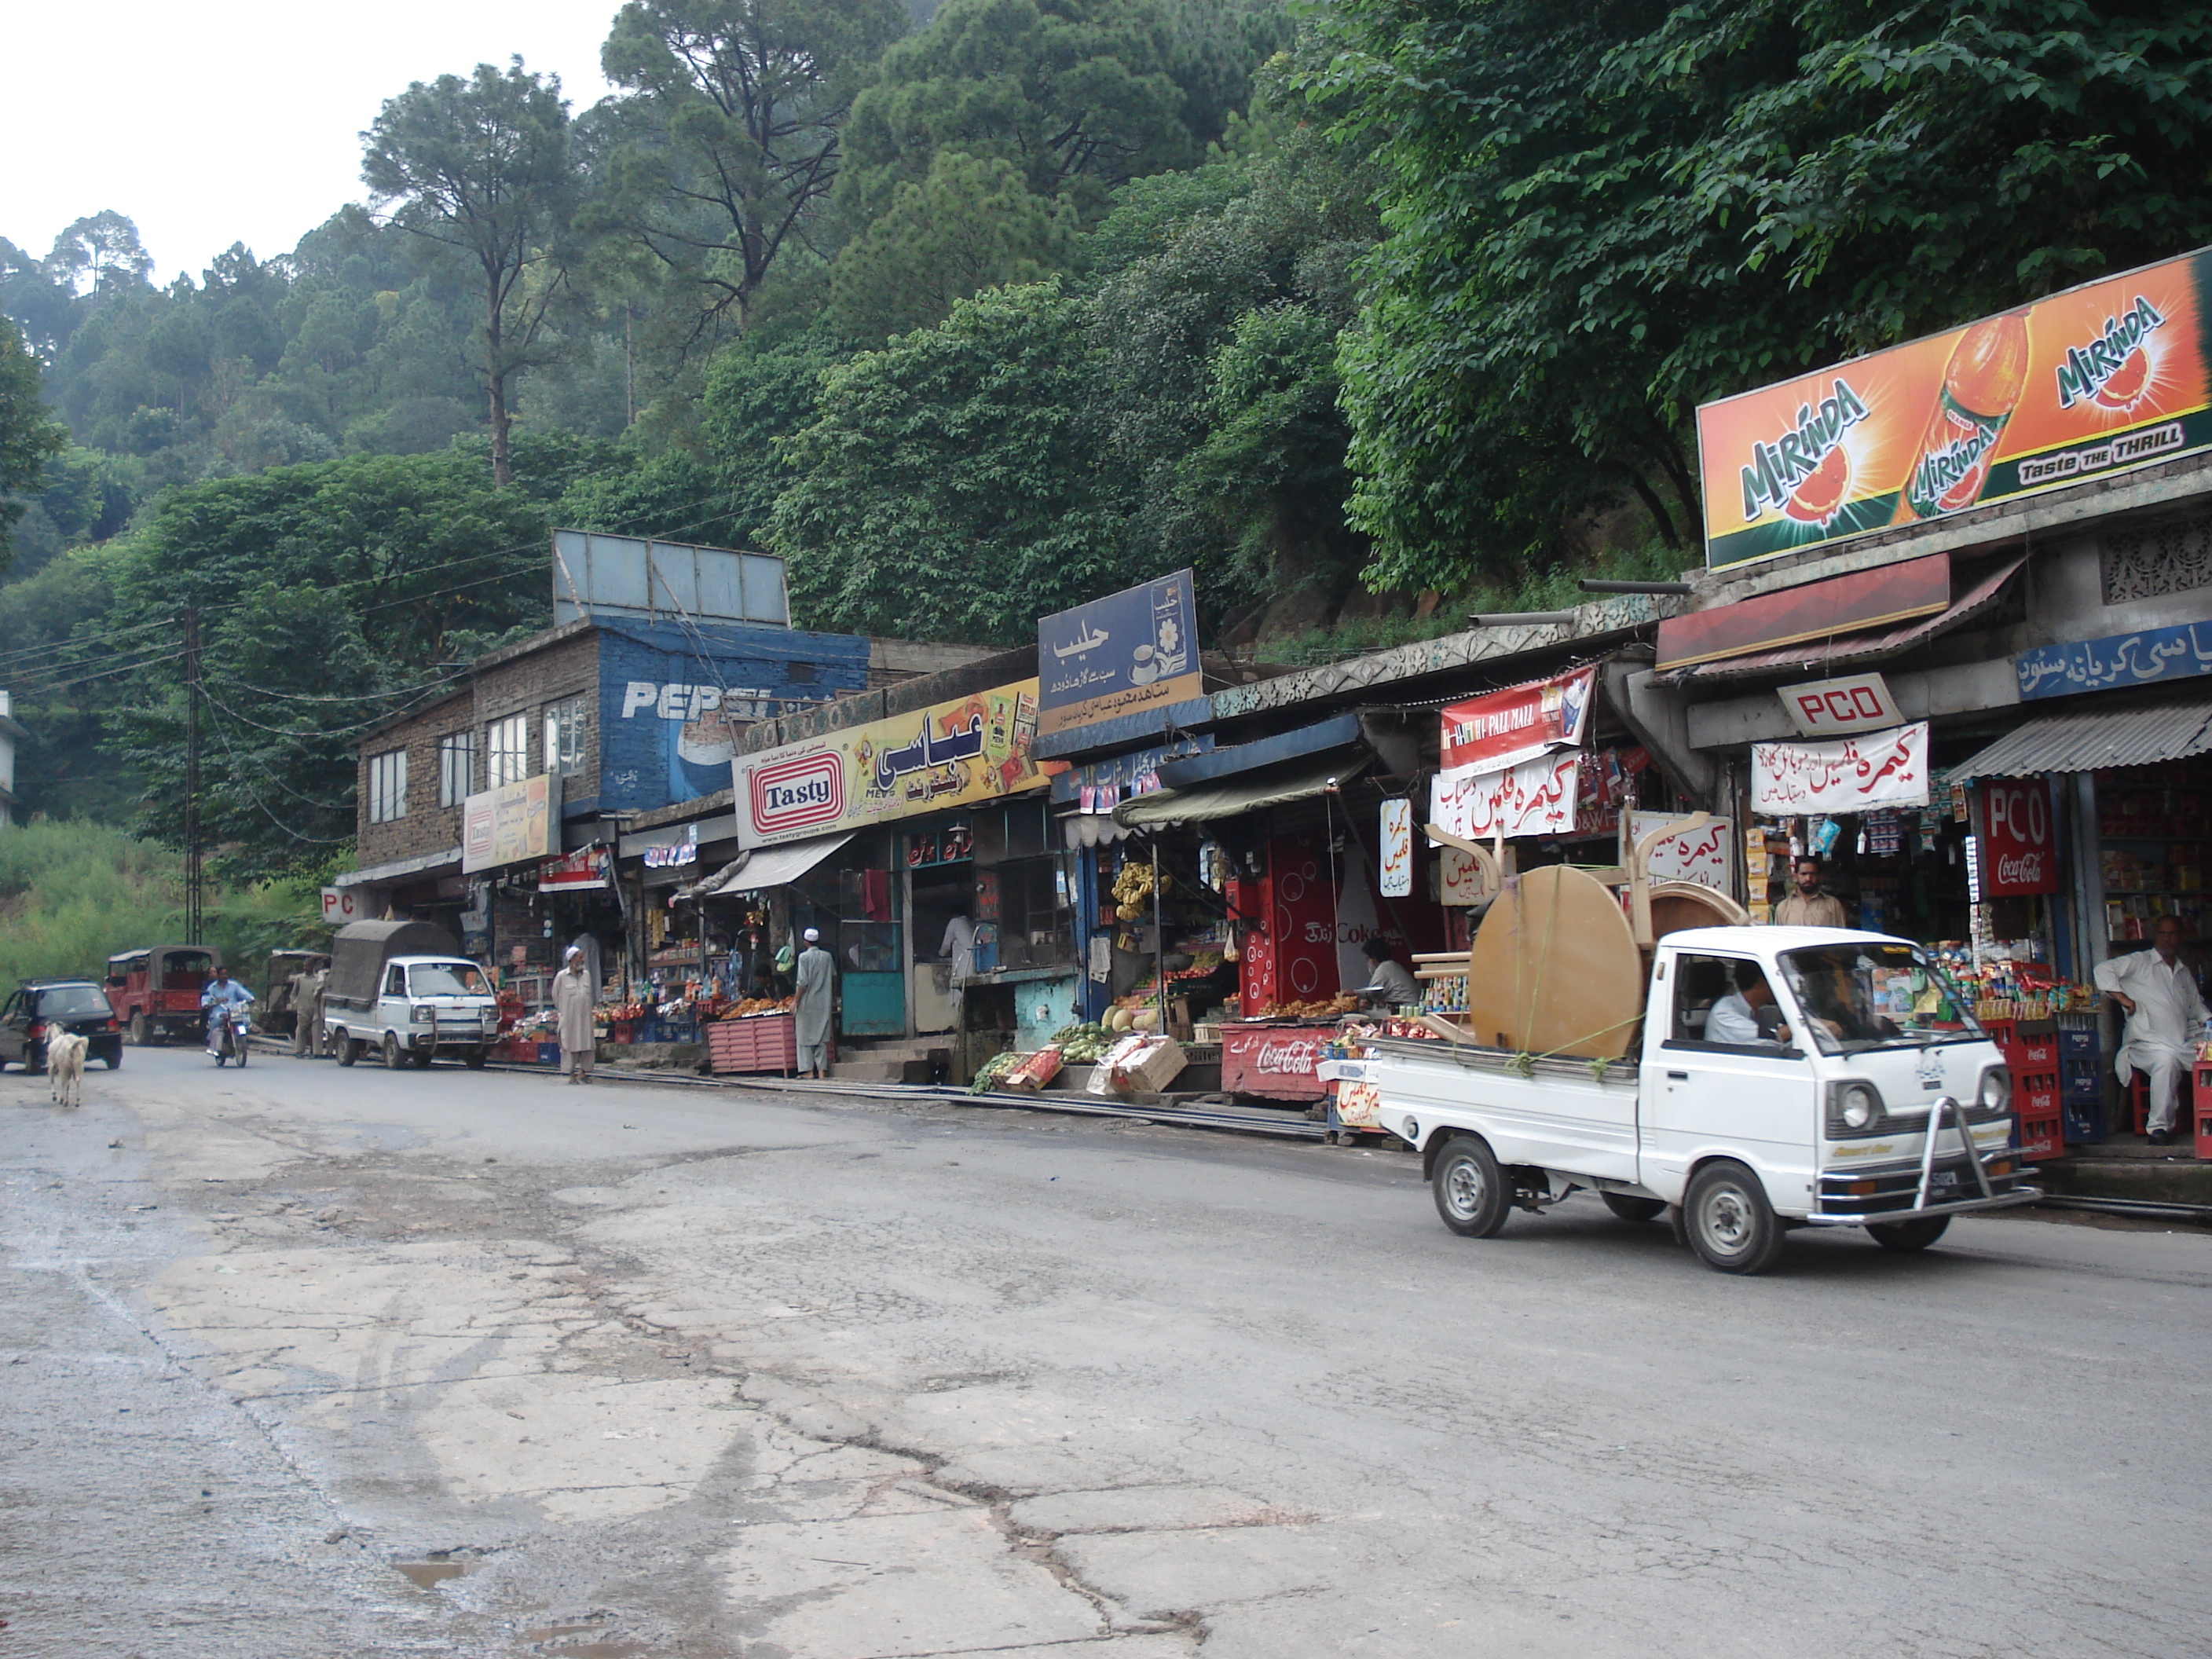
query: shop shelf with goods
2096 769 2212 960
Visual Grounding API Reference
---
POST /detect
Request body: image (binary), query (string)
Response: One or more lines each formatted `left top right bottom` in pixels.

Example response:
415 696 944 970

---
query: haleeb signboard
1698 247 2212 567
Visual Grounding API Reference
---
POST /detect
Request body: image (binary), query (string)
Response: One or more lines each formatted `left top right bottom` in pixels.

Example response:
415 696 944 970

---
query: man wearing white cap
554 945 596 1084
793 926 835 1078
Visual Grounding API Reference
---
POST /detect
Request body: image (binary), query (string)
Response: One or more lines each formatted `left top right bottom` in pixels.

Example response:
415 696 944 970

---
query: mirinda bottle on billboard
1889 312 2031 524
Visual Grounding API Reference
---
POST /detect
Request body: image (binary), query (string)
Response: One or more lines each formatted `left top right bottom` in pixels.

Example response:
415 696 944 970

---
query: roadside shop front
727 674 1055 1074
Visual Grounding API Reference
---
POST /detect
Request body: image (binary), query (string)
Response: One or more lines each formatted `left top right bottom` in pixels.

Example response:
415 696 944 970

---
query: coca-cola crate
1980 1017 2016 1053
1219 1023 1330 1100
2017 1081 2060 1118
2005 1027 2060 1071
2016 1110 2064 1163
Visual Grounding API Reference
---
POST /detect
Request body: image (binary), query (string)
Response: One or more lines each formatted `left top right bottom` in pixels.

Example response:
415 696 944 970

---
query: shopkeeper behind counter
1358 938 1419 1010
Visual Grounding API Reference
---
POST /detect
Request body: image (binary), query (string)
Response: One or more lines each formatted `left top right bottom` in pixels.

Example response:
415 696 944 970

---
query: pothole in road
393 1558 475 1591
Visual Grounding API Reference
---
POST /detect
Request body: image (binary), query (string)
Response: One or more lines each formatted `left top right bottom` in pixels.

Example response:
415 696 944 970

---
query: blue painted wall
594 621 870 815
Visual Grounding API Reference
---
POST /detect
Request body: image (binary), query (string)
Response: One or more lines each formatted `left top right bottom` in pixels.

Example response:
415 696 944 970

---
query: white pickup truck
1336 926 2040 1273
321 921 500 1071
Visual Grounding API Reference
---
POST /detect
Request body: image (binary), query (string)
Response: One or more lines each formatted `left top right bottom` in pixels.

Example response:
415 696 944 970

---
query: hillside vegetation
0 820 326 992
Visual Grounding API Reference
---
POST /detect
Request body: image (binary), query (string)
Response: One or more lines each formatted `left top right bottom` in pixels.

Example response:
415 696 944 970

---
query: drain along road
2 1050 2207 1659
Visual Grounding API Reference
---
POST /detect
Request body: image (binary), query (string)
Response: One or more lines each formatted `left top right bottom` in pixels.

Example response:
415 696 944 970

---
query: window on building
437 732 474 807
368 749 408 824
544 694 588 778
487 714 530 786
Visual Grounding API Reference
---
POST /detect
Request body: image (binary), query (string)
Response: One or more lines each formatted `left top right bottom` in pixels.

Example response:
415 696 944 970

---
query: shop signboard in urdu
1429 666 1595 840
1627 811 1734 892
462 774 560 873
1036 571 1202 738
1379 799 1413 897
1751 723 1931 815
1979 780 2059 896
1697 246 2212 569
733 680 1044 850
1431 752 1580 840
2014 618 2212 700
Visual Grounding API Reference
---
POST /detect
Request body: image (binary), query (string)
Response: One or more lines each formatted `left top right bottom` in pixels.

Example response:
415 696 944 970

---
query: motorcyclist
202 967 255 1055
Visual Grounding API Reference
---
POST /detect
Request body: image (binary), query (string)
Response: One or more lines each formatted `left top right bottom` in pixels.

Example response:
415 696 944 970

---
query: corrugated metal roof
1947 698 2212 780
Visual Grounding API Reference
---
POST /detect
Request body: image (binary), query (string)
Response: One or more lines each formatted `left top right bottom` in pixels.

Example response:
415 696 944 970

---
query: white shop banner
1430 752 1580 841
1628 811 1734 892
1751 721 1930 815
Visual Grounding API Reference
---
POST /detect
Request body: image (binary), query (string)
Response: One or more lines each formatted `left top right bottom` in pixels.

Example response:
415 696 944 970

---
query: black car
0 980 125 1072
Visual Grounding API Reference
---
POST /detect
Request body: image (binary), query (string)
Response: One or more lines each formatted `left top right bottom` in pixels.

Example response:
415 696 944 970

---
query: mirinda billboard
1698 248 2212 567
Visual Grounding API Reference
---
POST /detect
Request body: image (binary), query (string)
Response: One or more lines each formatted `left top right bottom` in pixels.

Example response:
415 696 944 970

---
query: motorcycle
208 1005 253 1068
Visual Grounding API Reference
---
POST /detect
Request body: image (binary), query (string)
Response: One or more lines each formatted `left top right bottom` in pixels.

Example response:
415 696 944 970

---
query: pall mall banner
1698 247 2212 568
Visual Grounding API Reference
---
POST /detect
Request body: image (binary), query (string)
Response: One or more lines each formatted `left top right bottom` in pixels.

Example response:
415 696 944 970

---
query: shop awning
684 830 853 898
1947 698 2212 781
1660 556 2023 683
1112 752 1370 828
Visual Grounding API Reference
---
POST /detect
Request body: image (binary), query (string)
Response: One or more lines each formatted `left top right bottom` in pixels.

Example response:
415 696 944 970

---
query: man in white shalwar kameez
2093 916 2206 1145
793 928 835 1079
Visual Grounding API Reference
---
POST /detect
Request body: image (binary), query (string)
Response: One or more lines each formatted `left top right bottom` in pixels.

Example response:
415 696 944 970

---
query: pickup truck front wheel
1866 1215 1950 1253
1431 1136 1511 1239
1683 1161 1785 1275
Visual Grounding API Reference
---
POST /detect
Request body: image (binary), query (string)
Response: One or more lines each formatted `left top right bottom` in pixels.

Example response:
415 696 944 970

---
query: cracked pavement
2 1047 2207 1657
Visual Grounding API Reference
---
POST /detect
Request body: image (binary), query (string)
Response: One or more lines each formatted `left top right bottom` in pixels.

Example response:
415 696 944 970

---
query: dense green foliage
0 819 324 990
0 320 67 566
1308 0 2212 588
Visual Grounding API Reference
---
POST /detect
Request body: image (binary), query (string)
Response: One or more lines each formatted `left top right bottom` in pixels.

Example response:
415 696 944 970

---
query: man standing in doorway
794 927 835 1079
2095 916 2207 1145
554 946 596 1085
1773 855 1850 928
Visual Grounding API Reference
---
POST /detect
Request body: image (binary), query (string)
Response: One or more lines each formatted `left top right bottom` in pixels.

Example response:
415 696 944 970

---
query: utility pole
181 608 203 945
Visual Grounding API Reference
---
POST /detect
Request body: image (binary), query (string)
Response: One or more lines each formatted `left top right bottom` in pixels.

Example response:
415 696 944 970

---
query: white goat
46 1032 87 1108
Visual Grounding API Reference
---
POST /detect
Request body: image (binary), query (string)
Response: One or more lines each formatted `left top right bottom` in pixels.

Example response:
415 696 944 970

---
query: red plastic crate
2017 1111 2064 1162
2018 1083 2060 1117
2006 1033 2059 1071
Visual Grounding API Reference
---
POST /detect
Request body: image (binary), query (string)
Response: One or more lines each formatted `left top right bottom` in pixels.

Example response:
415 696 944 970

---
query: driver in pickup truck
1704 966 1792 1047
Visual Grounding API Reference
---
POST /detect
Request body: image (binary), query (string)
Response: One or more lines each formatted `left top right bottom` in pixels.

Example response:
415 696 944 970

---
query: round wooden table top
1463 864 1643 1060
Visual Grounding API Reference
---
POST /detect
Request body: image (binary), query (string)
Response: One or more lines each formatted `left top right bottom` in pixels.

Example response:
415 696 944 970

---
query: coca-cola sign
1979 779 2057 896
1220 1025 1328 1099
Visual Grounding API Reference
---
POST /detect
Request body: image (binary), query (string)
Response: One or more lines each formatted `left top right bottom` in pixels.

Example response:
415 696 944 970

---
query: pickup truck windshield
407 963 489 998
1777 943 1983 1054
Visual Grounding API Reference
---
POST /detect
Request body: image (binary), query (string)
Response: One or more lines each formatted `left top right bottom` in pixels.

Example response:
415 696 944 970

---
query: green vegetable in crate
969 1050 1024 1093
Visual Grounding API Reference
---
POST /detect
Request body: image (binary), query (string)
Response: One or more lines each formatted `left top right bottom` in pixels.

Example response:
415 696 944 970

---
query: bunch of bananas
1112 859 1162 921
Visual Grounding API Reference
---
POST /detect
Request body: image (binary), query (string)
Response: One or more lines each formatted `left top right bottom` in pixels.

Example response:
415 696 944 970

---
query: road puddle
393 1558 473 1590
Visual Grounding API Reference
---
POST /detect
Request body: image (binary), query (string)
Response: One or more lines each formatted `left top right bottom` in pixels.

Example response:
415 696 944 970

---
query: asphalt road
2 1045 2207 1659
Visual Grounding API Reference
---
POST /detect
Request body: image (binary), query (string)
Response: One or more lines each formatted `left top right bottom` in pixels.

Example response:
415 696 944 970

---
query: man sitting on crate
2094 916 2206 1146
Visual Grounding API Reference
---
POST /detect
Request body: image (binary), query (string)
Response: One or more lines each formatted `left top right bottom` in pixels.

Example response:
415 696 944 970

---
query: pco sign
1779 672 1903 738
1979 779 2058 896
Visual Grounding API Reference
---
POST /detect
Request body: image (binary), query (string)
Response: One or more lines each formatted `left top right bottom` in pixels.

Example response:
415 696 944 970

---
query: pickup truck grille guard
1810 1096 2041 1224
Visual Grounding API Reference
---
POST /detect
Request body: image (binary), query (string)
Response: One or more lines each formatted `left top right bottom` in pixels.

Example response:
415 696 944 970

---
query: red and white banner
1430 752 1580 840
1751 722 1930 814
1438 667 1595 774
1979 778 2058 895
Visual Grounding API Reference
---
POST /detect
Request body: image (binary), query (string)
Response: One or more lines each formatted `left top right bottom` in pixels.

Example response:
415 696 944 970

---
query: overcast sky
4 0 619 281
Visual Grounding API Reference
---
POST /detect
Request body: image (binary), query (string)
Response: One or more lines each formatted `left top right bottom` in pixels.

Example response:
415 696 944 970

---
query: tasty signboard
1699 247 2212 567
734 680 1044 849
462 774 559 873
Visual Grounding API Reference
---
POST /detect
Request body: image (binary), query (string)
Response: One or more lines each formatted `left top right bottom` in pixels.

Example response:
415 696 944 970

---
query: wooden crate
707 1013 797 1076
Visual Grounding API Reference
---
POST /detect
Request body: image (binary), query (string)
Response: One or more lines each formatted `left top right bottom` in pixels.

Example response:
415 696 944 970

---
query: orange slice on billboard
1785 445 1851 524
2093 346 2150 411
